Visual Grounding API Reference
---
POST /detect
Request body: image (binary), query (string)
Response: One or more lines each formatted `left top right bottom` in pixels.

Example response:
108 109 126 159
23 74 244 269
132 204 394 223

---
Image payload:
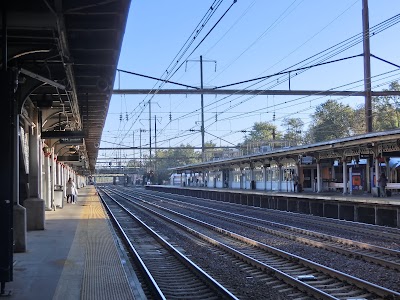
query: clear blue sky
98 0 400 164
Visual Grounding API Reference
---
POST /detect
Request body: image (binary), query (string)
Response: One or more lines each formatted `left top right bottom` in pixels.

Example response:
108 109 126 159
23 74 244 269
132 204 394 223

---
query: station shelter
171 130 400 196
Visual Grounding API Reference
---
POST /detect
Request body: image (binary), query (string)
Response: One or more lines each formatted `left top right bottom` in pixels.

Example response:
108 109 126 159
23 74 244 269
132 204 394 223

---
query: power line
112 1 236 150
213 54 363 89
116 69 199 89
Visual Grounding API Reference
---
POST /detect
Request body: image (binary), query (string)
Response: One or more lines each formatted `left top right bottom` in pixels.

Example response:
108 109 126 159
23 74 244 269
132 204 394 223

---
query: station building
171 129 400 195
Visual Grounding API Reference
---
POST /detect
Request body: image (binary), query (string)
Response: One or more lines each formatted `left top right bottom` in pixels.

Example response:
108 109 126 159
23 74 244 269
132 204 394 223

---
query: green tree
153 144 201 183
349 81 400 134
281 117 304 145
239 121 282 155
352 104 366 135
372 81 400 131
302 128 316 144
309 99 356 142
203 141 217 161
246 121 281 142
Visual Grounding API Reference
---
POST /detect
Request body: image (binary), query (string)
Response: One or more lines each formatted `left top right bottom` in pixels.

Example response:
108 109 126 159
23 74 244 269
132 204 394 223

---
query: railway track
163 189 400 241
142 188 400 243
129 188 400 271
103 187 400 300
98 188 238 300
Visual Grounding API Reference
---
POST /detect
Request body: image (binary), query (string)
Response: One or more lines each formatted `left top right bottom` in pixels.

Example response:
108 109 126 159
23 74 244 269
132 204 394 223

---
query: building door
303 169 312 189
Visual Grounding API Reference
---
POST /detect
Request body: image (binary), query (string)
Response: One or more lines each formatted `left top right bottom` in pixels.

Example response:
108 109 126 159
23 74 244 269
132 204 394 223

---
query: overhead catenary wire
108 1 230 151
161 68 400 148
116 4 375 150
197 13 400 131
145 12 400 141
207 0 306 84
100 7 400 162
113 1 237 149
214 13 400 90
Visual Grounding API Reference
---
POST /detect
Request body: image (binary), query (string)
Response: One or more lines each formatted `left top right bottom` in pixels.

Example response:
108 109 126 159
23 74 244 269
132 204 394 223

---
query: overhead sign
41 130 84 139
382 151 400 157
59 138 84 145
301 156 314 165
57 155 80 162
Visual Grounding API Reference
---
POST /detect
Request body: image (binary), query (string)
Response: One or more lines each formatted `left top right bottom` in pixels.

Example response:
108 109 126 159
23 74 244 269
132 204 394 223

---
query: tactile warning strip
52 188 135 300
80 193 135 300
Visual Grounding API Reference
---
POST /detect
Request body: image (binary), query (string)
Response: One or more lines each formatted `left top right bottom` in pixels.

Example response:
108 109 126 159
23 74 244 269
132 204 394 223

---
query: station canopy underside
2 0 130 173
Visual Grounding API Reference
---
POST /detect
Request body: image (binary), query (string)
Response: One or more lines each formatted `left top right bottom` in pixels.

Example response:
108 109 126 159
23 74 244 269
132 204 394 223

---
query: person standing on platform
66 178 76 203
72 180 78 204
378 173 388 197
293 174 299 192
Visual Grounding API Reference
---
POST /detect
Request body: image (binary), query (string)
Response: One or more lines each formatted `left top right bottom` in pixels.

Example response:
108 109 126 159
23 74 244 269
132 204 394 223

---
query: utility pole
132 130 135 163
186 56 216 162
200 56 205 162
139 128 142 167
148 100 152 163
154 115 157 175
362 0 372 133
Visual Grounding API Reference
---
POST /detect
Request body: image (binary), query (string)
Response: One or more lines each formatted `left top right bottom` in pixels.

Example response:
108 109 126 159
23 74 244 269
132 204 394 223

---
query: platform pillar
0 7 15 289
343 161 348 194
43 156 52 210
240 167 244 189
374 157 379 187
25 109 45 230
13 111 27 252
316 160 321 193
263 162 267 191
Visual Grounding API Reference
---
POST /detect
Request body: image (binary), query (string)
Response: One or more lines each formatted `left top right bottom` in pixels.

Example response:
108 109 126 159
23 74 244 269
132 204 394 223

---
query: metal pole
139 129 142 167
2 8 6 71
154 115 157 173
200 56 205 162
363 0 372 133
0 4 13 293
149 100 152 163
132 131 135 161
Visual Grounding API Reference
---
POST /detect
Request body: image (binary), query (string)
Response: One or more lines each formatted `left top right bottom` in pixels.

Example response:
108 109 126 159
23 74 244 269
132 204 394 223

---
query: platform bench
386 183 400 190
328 182 346 191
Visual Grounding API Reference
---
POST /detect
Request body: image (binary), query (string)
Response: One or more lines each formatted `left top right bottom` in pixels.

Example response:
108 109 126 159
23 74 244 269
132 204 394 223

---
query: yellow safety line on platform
53 189 135 300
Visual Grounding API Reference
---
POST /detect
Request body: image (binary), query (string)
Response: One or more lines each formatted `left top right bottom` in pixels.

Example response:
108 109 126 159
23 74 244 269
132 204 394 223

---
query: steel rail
131 189 400 271
98 189 165 300
99 188 239 300
111 188 400 300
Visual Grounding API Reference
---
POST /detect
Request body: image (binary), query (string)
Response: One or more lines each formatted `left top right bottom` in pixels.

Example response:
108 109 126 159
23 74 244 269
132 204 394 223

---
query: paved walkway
8 186 145 300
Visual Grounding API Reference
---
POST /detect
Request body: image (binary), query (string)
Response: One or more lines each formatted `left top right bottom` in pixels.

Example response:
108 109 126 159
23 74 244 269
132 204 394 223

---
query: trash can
297 184 303 193
54 184 64 208
372 187 379 197
251 180 256 190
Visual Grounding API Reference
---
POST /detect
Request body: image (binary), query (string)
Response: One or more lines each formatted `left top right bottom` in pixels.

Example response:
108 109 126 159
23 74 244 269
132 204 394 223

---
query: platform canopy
170 129 400 173
2 0 131 173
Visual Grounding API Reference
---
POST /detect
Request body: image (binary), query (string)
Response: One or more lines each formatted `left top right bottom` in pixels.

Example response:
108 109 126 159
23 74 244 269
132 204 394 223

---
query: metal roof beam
112 89 400 97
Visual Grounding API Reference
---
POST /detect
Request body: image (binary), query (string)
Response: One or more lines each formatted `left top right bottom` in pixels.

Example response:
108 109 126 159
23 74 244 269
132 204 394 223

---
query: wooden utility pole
363 0 372 133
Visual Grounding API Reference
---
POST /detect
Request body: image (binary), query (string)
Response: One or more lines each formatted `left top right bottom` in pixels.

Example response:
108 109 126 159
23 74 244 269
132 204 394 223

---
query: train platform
7 186 145 300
